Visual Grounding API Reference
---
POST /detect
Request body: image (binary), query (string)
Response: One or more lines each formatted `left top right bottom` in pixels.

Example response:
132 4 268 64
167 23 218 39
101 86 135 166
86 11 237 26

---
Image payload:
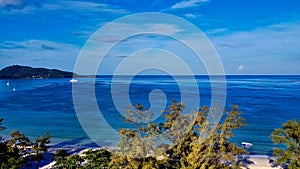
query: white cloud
0 0 20 7
0 0 129 14
60 1 129 14
148 23 184 35
1 40 65 50
0 0 43 11
94 23 184 44
206 28 228 35
185 14 197 18
0 39 80 71
171 0 209 9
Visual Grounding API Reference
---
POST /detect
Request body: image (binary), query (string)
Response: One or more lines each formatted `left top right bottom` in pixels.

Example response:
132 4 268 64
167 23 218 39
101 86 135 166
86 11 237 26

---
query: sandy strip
41 149 283 169
242 156 282 169
40 161 55 169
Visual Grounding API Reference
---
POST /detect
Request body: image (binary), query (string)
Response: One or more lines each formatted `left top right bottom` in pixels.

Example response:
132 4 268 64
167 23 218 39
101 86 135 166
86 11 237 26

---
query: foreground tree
0 118 51 168
185 105 247 169
271 119 300 169
109 102 247 169
52 149 69 168
30 133 51 169
64 154 84 169
109 102 169 169
53 148 113 169
53 149 85 169
82 148 113 169
0 119 25 168
6 130 32 168
165 104 247 169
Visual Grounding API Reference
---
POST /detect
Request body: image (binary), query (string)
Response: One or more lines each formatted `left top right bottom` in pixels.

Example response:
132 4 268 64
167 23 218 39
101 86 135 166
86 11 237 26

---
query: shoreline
40 145 283 169
241 156 282 169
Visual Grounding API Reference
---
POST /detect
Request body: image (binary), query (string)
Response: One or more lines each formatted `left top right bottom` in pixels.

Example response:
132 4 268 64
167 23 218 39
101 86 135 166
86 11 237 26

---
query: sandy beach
241 156 282 169
40 148 283 169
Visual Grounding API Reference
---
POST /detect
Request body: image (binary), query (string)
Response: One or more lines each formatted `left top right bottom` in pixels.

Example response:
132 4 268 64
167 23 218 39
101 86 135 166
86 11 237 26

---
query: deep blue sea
0 75 299 155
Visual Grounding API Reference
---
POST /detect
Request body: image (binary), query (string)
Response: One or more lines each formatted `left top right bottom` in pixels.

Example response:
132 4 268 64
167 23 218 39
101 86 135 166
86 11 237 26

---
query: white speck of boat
241 142 253 148
6 80 9 86
13 86 16 91
69 79 78 83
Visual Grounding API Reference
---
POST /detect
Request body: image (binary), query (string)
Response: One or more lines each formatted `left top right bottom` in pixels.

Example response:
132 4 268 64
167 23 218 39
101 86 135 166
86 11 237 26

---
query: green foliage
3 130 32 168
0 65 76 79
0 141 25 169
53 149 69 160
82 148 112 169
109 154 168 169
52 149 69 168
116 102 162 158
0 118 51 169
8 130 32 156
0 122 23 169
271 119 300 169
109 102 247 169
53 148 113 169
183 105 247 169
53 152 84 169
30 133 51 169
65 154 84 169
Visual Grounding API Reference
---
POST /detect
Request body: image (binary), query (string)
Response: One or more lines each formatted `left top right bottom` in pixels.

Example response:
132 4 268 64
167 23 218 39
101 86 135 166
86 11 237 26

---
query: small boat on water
13 86 16 91
241 142 253 148
6 80 9 86
69 79 78 83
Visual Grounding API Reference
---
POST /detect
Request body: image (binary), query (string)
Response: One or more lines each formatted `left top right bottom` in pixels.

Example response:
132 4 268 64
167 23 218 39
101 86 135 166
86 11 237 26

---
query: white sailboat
69 79 78 83
13 86 16 91
6 80 9 86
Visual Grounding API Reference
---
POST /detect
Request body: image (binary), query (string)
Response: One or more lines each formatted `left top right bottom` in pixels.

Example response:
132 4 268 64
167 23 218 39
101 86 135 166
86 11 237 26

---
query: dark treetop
0 65 77 79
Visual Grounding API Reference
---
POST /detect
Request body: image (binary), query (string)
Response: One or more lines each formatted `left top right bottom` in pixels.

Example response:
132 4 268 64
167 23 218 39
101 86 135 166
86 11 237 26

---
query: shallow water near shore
0 75 299 155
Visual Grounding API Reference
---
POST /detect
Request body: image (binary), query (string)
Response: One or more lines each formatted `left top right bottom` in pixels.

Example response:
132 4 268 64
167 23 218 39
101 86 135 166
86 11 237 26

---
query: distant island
0 65 77 79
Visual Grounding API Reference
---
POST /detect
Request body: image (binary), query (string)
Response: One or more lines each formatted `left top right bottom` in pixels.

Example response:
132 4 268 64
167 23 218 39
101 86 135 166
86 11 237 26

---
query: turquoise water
0 76 299 155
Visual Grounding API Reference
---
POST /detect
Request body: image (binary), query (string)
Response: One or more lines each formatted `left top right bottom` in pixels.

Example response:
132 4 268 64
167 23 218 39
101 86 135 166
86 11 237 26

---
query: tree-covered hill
0 65 76 79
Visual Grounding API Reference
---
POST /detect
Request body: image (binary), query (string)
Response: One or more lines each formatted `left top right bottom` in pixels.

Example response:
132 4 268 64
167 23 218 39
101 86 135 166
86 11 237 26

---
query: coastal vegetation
43 102 249 169
271 119 300 168
0 124 51 169
108 102 247 169
53 148 112 169
0 65 76 79
1 103 299 168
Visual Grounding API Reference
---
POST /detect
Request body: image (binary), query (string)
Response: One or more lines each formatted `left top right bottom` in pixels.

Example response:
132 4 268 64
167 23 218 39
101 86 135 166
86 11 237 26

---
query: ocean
0 75 299 155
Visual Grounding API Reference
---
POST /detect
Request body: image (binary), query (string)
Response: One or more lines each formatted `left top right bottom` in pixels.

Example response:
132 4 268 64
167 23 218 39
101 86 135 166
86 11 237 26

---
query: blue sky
0 0 299 74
